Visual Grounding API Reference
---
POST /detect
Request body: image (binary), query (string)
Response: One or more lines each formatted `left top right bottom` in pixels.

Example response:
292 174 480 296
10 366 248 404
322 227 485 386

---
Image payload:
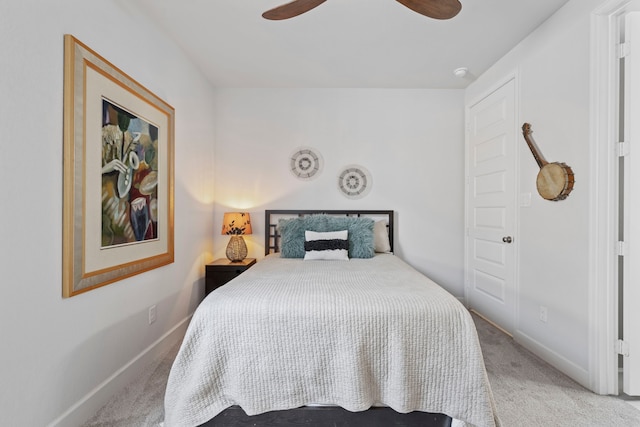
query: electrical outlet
148 305 157 325
539 306 548 323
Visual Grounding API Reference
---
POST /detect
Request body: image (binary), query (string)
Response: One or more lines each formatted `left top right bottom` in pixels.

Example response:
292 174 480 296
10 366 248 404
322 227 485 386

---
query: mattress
164 254 500 427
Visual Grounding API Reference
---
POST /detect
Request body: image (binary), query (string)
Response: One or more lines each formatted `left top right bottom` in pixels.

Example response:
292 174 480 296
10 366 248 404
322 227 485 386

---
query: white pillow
304 230 349 261
373 220 392 253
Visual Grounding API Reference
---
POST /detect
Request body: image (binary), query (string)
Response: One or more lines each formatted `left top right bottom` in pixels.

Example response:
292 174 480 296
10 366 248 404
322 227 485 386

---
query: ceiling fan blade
262 0 327 20
395 0 462 20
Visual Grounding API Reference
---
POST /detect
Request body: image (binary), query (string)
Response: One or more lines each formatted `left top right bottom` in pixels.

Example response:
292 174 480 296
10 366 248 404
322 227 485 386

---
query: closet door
622 11 640 396
465 79 517 334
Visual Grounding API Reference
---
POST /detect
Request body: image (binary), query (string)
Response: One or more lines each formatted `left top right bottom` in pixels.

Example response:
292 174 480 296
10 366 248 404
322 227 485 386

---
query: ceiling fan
262 0 462 20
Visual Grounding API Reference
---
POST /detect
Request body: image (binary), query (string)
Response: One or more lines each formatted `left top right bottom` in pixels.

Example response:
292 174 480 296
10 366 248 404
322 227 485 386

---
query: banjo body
522 123 574 201
536 162 574 201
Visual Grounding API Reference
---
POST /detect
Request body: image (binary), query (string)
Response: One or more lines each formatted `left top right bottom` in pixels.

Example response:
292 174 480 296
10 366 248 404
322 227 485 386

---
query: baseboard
47 314 192 427
470 309 513 338
514 329 590 389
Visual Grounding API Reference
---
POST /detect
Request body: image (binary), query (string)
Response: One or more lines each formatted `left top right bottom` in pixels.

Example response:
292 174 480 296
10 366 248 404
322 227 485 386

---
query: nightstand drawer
205 258 256 296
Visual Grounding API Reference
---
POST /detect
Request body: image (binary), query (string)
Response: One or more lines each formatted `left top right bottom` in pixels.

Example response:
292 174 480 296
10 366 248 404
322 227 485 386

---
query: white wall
213 88 466 296
0 0 215 425
465 0 606 386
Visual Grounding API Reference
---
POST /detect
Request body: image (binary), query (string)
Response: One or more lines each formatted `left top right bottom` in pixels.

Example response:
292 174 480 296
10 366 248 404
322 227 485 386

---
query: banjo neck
522 123 548 168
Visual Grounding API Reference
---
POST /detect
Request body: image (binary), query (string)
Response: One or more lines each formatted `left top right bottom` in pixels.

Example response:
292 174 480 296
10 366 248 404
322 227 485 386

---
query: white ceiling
128 0 571 89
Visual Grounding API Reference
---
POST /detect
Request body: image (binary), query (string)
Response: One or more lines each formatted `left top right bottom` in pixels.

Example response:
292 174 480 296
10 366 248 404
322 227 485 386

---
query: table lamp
221 212 252 262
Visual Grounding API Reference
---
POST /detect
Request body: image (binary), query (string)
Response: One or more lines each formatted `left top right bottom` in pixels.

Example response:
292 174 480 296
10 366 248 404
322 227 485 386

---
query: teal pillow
278 215 374 259
327 217 375 258
278 215 328 258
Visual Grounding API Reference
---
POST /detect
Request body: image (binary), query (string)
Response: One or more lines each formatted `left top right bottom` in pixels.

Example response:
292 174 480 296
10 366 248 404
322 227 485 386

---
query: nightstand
205 258 256 296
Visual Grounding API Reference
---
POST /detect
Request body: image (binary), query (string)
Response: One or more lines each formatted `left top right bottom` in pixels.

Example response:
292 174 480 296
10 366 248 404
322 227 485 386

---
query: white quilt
164 254 500 427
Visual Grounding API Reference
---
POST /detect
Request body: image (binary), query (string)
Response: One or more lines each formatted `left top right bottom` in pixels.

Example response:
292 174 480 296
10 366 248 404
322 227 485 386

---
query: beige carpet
82 313 640 426
473 315 640 426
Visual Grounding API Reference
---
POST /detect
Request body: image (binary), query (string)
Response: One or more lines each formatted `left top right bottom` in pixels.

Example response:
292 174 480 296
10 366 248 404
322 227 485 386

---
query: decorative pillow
278 215 328 258
322 217 375 258
278 214 375 258
373 220 392 253
304 230 349 261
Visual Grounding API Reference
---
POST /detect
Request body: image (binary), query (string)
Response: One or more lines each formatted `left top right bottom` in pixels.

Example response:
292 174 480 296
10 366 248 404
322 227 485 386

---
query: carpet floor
82 313 640 426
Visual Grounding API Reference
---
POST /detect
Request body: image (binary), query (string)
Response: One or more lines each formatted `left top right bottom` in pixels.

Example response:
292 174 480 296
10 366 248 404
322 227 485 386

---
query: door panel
466 79 516 334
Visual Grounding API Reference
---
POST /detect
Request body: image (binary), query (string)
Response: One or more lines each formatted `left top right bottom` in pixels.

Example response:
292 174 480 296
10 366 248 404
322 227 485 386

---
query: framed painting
63 35 174 297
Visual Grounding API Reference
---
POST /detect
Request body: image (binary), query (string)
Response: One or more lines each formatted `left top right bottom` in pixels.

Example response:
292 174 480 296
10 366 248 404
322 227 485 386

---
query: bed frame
264 209 395 255
203 405 452 426
200 209 452 427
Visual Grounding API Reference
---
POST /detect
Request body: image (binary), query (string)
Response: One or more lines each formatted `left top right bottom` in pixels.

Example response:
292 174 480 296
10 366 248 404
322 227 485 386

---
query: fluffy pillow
304 230 349 261
374 220 392 253
278 215 375 259
322 217 374 258
278 215 328 258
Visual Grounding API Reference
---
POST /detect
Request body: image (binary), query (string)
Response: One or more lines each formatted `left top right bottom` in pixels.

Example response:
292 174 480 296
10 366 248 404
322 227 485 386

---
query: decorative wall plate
338 164 372 199
290 146 323 180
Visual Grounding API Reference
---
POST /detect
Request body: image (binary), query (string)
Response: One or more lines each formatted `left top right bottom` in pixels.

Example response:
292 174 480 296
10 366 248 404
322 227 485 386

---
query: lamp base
226 235 248 262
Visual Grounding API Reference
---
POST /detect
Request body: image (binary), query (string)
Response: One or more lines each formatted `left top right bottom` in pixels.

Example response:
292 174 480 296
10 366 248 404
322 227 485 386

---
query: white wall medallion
290 146 323 180
337 164 372 199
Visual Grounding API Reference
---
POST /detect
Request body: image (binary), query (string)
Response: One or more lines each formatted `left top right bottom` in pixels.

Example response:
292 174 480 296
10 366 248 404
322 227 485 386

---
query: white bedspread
164 254 500 427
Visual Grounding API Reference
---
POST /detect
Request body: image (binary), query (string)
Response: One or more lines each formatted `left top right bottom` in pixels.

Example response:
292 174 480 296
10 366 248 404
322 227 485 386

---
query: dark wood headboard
264 210 394 255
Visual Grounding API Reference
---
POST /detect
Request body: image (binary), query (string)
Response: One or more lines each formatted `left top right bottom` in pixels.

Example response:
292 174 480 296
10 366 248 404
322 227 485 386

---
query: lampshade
221 212 252 262
221 212 252 236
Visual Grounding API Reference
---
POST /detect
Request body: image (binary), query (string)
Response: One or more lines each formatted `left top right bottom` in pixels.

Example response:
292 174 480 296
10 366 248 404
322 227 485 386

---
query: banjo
521 123 574 201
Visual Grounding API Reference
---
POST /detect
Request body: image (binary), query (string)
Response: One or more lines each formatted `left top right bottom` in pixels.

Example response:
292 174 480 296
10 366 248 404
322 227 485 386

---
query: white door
465 79 517 335
622 11 640 396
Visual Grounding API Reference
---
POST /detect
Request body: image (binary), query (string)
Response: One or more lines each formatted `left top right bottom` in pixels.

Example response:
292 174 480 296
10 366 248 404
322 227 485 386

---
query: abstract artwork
63 35 174 297
101 99 159 247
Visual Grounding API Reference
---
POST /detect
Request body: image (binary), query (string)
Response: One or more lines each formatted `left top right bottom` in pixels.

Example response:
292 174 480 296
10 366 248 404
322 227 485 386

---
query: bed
164 210 500 427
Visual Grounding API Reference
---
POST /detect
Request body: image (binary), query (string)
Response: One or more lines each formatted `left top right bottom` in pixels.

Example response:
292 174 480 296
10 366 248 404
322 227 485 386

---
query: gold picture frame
63 35 174 297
